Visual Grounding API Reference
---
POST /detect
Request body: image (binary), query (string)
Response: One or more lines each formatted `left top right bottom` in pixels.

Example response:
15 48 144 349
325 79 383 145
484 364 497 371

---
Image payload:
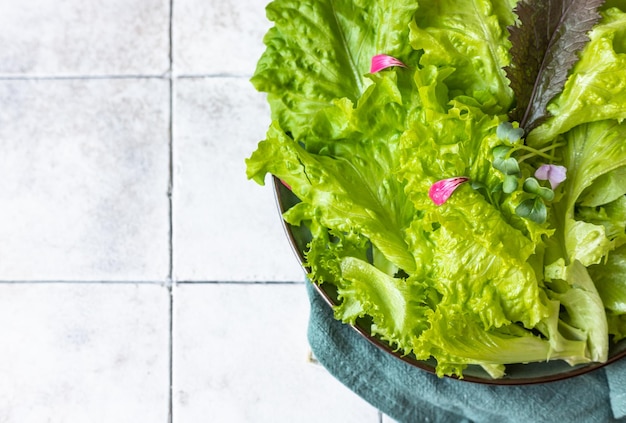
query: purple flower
370 54 407 73
535 164 567 190
429 177 469 206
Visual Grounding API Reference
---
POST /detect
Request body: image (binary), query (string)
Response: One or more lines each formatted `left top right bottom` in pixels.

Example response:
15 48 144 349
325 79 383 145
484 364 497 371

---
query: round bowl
273 176 626 385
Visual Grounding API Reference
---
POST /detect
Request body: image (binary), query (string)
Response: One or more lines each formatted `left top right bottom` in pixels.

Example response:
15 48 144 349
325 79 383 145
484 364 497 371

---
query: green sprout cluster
490 122 560 224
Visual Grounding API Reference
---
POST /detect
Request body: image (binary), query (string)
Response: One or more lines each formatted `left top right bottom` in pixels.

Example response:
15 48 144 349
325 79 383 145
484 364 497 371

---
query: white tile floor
0 0 387 421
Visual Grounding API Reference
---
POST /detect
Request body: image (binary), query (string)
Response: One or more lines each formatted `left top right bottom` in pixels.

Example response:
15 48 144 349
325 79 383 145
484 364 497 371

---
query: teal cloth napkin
306 281 626 423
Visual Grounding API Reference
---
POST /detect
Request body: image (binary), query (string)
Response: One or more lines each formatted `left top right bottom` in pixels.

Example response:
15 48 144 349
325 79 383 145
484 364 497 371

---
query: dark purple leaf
505 0 606 131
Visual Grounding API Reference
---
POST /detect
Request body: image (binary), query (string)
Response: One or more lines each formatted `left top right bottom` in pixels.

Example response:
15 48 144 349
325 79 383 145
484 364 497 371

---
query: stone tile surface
0 0 170 76
172 283 379 422
0 283 170 422
0 79 170 281
173 0 271 75
172 77 304 282
0 0 380 420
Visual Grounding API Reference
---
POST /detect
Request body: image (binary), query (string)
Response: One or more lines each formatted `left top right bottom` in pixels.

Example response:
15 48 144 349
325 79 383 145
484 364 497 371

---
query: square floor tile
172 283 379 422
173 0 271 75
0 0 170 76
0 79 170 281
0 283 170 423
173 77 304 282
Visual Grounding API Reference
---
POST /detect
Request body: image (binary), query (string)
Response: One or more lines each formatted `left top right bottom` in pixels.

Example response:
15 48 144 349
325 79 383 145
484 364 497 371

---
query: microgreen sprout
502 175 519 194
506 177 557 223
516 197 547 224
489 122 566 224
496 121 524 144
492 145 521 176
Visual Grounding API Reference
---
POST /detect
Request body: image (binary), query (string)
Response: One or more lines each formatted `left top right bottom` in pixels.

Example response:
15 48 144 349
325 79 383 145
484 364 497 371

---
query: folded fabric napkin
306 281 626 423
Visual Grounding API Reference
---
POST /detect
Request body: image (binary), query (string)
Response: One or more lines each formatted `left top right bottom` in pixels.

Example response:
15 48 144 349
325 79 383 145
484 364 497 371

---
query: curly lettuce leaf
397 66 505 204
566 221 614 267
247 71 420 273
545 260 609 362
247 123 416 273
251 0 420 139
548 120 626 266
424 190 550 329
589 243 626 315
335 257 438 350
575 195 626 247
409 0 516 114
415 301 588 378
542 119 626 363
394 63 558 360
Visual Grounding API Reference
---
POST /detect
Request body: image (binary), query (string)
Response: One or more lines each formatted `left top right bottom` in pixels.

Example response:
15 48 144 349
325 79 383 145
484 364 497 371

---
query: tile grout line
167 45 175 286
168 87 175 284
168 285 175 423
167 0 175 421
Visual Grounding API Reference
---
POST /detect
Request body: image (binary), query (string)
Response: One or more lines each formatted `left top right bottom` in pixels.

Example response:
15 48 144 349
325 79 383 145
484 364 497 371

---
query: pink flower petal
429 177 469 206
370 54 407 73
535 164 567 190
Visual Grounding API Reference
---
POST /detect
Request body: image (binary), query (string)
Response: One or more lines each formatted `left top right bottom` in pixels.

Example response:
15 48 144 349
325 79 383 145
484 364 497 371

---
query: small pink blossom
535 164 567 190
429 177 469 206
370 54 407 73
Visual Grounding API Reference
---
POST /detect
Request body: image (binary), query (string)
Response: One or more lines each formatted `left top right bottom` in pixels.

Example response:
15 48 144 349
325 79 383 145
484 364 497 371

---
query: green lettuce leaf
589 243 626 315
335 257 437 350
545 260 609 362
579 167 626 207
247 121 416 273
545 121 626 270
397 66 505 204
575 195 626 247
251 0 420 139
424 190 550 329
414 301 588 378
247 68 422 273
607 313 626 342
563 121 626 210
409 0 516 114
565 220 613 267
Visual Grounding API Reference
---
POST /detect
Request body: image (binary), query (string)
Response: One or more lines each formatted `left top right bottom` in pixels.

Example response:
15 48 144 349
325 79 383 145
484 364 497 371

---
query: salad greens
246 0 626 378
505 0 606 132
